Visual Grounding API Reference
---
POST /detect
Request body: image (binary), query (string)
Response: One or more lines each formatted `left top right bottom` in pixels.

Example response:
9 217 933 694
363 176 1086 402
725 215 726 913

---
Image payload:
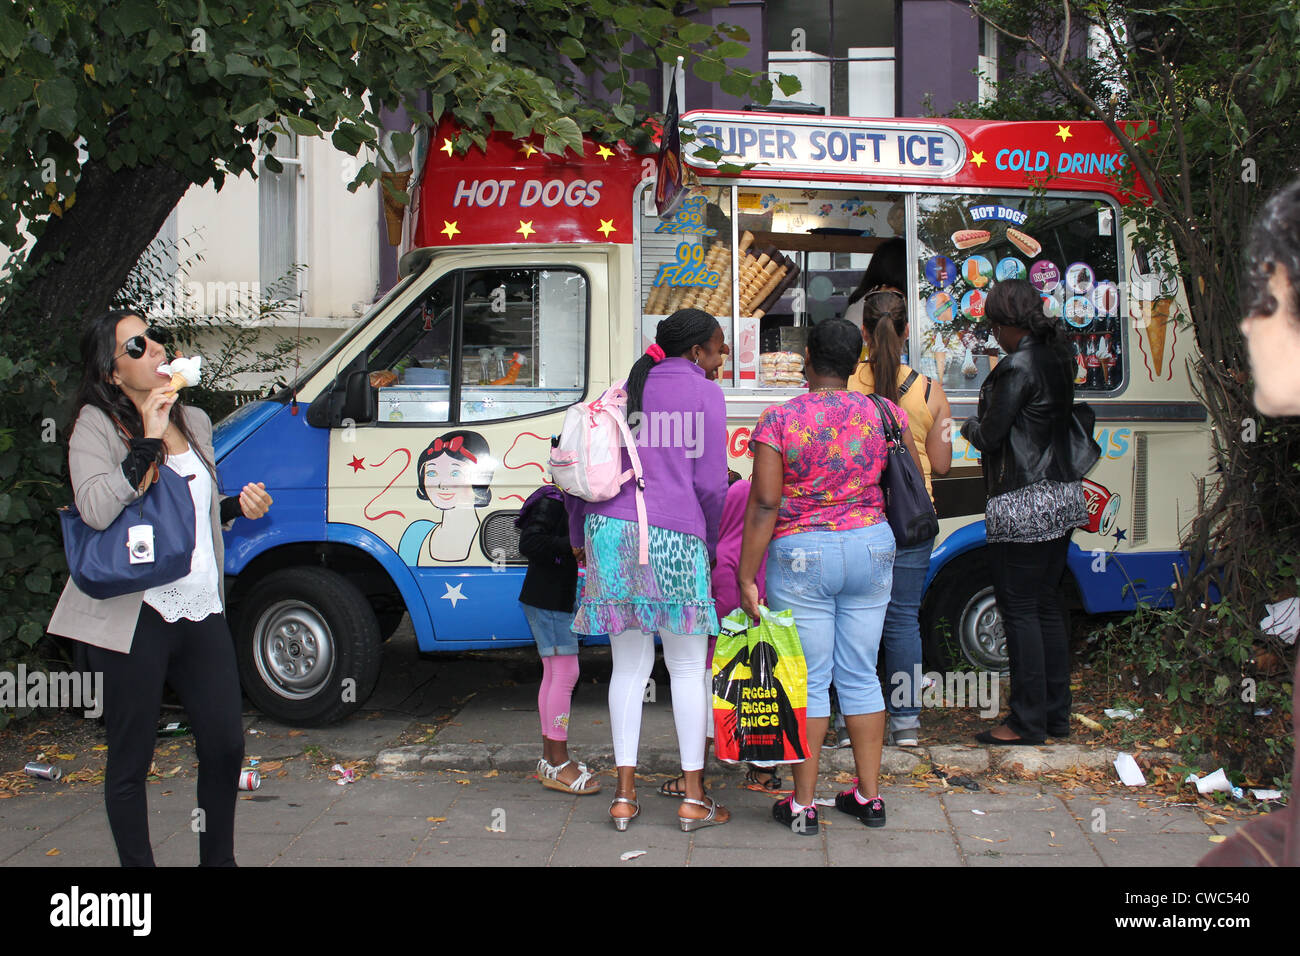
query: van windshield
271 271 419 399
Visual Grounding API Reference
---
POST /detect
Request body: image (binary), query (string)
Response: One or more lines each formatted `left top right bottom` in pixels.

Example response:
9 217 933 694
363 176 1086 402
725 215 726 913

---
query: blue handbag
58 443 197 600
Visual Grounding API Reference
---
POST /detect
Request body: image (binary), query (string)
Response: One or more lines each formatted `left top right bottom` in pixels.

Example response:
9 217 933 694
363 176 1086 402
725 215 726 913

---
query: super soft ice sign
684 113 965 178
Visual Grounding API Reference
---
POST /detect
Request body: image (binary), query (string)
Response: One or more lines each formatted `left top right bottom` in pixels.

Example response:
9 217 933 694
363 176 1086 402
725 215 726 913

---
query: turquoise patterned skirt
572 515 719 637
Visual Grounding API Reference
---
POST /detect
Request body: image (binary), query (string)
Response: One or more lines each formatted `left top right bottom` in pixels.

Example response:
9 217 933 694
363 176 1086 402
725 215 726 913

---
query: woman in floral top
738 318 922 835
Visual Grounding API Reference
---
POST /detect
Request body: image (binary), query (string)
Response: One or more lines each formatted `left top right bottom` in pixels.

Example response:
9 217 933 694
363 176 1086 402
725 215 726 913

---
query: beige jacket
47 404 230 653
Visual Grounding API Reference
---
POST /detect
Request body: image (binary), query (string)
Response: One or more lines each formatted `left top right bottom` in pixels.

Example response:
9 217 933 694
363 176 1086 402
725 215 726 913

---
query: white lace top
143 447 223 623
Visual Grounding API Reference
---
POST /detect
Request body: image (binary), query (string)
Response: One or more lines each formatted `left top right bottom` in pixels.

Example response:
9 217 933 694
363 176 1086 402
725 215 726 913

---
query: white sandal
537 758 601 795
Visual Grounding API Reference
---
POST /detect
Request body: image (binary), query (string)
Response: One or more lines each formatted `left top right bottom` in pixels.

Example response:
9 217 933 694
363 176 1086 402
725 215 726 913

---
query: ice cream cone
168 372 187 393
381 170 412 247
1144 298 1173 376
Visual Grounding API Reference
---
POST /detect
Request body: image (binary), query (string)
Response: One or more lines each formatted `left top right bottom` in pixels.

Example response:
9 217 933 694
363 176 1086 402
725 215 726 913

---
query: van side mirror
306 353 374 428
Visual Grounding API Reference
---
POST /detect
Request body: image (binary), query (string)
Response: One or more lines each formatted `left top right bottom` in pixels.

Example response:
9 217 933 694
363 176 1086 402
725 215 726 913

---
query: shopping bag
712 607 809 765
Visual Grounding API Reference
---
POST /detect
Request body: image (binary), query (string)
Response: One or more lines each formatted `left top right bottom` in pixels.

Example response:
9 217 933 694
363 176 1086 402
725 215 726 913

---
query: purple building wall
898 0 979 117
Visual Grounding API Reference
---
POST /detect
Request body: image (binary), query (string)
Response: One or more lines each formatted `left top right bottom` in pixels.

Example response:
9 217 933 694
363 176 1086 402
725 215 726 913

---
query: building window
978 21 999 106
764 0 895 116
259 130 303 308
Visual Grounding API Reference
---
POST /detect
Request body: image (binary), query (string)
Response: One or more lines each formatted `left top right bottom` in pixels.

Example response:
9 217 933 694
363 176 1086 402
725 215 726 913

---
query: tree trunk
9 158 193 338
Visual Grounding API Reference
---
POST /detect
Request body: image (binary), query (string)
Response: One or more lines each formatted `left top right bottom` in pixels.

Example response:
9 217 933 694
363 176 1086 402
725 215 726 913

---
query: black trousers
86 604 244 867
987 535 1072 741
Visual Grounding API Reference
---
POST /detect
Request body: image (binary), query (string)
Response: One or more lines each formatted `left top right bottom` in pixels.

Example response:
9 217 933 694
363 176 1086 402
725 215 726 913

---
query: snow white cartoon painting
398 430 496 564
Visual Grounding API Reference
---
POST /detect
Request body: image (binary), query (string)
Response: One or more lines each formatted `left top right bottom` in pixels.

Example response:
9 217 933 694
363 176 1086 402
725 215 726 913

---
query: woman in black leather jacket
960 280 1088 745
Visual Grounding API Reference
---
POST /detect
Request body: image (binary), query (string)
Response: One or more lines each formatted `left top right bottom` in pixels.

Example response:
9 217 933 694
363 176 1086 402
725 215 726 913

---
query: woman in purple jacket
569 308 730 832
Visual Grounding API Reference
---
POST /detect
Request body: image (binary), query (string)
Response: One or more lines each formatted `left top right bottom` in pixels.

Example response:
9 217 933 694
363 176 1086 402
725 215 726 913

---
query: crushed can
24 762 62 781
238 770 261 791
157 719 191 737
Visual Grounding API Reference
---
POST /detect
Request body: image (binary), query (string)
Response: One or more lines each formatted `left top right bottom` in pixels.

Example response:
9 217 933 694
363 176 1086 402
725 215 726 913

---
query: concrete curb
375 741 1176 777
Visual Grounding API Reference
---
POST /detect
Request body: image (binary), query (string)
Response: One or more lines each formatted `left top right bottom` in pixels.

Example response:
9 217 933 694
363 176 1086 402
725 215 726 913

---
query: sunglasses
115 327 172 360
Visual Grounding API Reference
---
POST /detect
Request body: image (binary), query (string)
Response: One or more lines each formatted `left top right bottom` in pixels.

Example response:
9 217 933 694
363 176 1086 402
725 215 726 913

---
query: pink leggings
539 654 580 741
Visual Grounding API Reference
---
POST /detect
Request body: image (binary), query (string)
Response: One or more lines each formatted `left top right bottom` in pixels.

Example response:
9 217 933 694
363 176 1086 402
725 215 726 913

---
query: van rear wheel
234 567 382 726
921 550 1007 672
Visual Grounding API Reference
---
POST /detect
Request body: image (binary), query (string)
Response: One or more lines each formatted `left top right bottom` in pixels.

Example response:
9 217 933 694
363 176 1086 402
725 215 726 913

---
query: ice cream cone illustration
1143 298 1174 377
380 170 413 246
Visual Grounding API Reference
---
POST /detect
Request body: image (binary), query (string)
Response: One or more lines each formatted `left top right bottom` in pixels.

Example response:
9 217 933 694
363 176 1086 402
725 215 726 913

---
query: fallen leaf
1153 738 1170 749
54 754 75 761
427 817 446 823
1048 843 1062 847
46 848 60 856
456 779 470 786
448 769 468 774
1073 713 1104 731
971 836 1006 843
483 770 499 778
1208 835 1226 843
92 745 107 752
288 730 305 737
277 770 288 778
259 761 283 772
1204 812 1227 824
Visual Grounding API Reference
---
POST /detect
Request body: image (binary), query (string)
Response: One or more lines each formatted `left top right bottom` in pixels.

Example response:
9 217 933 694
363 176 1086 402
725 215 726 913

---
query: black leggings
988 535 1072 740
86 604 244 867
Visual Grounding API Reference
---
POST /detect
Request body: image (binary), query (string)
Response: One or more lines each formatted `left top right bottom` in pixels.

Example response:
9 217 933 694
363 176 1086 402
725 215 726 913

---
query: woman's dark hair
626 307 720 418
847 237 907 307
1244 175 1300 322
807 318 863 381
984 279 1067 350
416 430 493 507
861 289 908 405
73 308 213 476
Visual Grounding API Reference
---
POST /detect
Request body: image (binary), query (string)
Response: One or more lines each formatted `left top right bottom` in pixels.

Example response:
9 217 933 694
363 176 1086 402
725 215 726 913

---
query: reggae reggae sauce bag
712 607 810 765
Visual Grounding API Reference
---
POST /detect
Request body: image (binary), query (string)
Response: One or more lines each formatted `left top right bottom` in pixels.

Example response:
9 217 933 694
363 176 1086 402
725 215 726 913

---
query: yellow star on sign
516 220 536 238
440 137 455 156
441 220 460 238
595 144 614 161
970 150 987 168
519 142 539 158
596 219 616 238
1055 124 1073 142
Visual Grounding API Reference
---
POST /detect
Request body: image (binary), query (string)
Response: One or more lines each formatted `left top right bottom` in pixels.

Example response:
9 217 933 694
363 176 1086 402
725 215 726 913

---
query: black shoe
975 727 1045 746
835 788 886 828
1047 727 1070 739
772 795 819 835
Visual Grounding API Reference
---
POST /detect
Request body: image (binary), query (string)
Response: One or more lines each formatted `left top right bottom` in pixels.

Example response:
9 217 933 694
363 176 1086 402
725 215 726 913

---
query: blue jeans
880 536 935 732
521 604 581 658
764 523 895 719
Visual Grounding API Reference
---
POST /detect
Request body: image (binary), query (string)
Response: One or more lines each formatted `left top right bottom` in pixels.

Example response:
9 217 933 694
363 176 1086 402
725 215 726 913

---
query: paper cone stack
381 171 412 246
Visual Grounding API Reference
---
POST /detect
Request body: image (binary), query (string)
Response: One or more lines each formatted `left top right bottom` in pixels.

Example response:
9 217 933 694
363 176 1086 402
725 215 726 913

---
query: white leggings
608 628 709 770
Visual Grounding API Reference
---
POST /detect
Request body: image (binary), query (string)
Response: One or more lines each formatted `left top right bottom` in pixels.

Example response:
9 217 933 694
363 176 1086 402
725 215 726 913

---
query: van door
323 249 609 649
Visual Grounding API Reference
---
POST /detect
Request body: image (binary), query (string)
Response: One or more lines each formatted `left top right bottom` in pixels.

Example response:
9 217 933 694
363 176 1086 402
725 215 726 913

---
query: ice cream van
215 111 1210 724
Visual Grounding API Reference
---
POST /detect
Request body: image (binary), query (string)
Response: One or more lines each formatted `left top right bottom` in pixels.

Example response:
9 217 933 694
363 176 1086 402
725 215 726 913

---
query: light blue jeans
880 536 936 733
765 523 895 719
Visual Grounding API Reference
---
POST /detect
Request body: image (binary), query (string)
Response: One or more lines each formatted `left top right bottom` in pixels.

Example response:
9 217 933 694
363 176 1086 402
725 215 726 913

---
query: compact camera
127 525 155 564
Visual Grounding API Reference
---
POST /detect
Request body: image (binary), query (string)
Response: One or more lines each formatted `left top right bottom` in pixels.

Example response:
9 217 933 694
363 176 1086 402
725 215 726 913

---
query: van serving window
914 192 1125 394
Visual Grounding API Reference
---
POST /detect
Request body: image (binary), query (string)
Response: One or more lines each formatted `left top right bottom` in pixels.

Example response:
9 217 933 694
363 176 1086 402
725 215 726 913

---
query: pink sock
540 654 579 742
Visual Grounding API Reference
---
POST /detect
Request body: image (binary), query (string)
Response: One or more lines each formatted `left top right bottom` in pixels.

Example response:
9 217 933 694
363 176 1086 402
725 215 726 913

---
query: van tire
233 567 382 726
920 550 1006 673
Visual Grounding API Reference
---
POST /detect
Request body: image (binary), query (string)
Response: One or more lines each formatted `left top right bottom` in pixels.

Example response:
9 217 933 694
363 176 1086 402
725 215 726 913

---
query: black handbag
866 394 939 547
1068 401 1102 479
58 424 197 600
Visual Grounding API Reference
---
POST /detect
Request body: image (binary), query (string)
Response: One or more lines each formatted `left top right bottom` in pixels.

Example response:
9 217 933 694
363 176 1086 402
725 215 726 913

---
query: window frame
370 264 593 428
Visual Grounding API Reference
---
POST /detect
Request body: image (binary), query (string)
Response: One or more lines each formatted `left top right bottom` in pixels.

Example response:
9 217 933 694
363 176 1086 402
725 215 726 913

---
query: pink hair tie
646 343 666 363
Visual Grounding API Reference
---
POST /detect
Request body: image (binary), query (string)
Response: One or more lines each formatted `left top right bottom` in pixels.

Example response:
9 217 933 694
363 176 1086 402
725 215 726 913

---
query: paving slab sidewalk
0 672 1241 867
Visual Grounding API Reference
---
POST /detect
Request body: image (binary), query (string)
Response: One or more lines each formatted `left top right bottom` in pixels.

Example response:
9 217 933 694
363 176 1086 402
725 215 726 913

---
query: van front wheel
234 567 382 726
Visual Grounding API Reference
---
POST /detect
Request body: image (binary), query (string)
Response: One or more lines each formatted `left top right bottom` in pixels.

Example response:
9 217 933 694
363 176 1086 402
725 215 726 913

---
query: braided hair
626 307 720 418
807 318 864 381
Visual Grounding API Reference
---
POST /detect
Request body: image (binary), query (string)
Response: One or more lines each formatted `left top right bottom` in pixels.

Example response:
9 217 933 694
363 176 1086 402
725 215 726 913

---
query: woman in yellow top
847 286 952 745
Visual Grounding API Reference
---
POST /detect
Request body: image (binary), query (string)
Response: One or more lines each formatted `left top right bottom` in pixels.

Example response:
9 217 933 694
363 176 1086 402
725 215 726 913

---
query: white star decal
441 582 467 608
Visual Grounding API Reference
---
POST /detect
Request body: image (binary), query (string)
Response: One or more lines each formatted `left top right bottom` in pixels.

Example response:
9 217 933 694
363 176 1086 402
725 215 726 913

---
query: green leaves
0 12 27 59
691 57 726 83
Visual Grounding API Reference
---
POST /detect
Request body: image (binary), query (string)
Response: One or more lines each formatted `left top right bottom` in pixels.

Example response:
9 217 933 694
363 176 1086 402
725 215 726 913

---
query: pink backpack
548 381 649 564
